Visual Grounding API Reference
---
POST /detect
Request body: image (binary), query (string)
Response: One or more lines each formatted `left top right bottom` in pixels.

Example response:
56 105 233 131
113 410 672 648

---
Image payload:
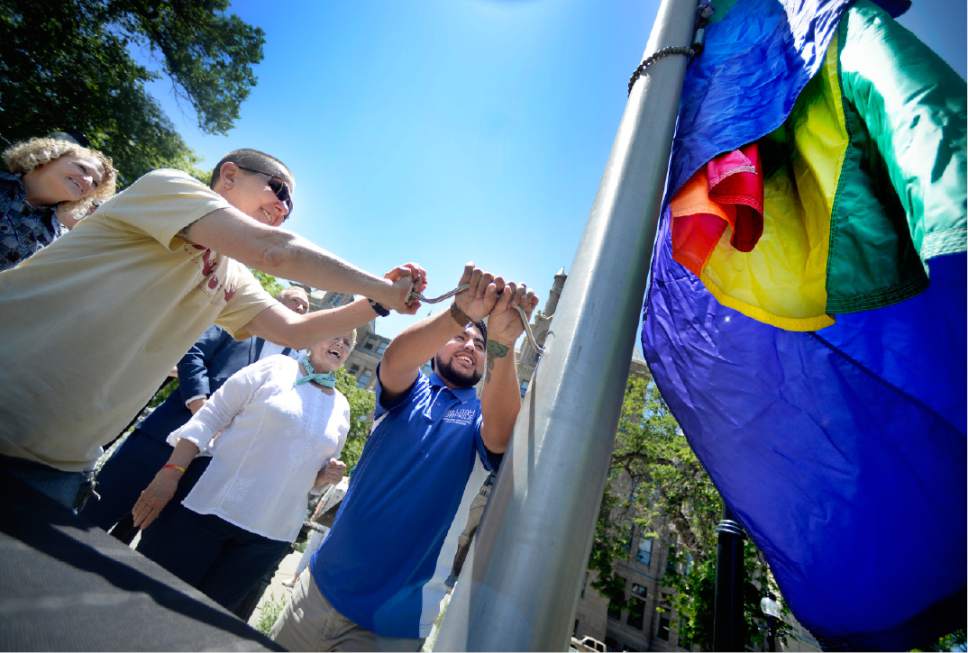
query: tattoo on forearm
449 302 472 328
485 340 510 382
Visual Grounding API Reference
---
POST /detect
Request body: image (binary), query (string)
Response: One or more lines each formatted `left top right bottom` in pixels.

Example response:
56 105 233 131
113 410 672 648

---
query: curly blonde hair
3 137 117 218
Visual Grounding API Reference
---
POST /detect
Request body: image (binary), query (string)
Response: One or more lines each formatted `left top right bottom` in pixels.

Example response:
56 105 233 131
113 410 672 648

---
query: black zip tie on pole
627 1 714 96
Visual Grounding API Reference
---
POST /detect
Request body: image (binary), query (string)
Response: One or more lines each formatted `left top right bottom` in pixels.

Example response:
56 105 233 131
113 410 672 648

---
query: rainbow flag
641 0 966 648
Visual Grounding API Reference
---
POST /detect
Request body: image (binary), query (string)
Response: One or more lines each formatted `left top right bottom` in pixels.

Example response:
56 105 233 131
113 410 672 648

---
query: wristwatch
368 298 390 317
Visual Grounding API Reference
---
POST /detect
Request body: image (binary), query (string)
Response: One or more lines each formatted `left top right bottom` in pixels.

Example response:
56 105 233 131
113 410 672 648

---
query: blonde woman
131 331 357 616
1 136 116 270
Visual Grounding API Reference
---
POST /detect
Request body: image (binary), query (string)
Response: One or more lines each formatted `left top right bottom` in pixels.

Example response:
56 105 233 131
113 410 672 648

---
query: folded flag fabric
671 142 764 276
667 0 965 331
641 0 966 649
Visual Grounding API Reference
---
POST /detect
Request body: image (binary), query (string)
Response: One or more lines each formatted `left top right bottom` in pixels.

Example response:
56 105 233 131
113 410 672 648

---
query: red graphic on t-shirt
201 249 218 276
189 244 233 302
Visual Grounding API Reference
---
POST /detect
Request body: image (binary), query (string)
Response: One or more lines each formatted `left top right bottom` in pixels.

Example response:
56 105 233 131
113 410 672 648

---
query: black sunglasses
235 165 293 218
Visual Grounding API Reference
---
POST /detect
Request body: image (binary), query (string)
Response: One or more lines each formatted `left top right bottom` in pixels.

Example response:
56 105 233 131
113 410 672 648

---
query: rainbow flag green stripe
697 0 965 330
827 1 965 313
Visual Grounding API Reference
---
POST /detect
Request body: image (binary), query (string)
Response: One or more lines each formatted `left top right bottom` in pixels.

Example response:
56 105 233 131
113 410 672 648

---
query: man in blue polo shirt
271 263 537 652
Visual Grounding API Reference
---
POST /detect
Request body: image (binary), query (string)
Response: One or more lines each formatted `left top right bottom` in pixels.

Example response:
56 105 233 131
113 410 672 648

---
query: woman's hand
131 467 182 530
314 459 347 488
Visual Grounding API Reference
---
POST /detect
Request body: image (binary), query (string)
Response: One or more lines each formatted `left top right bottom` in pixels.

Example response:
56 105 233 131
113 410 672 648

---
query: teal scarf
295 353 336 388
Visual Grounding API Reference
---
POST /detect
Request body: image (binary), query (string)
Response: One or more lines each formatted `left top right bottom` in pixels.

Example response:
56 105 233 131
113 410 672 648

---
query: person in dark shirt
1 137 116 270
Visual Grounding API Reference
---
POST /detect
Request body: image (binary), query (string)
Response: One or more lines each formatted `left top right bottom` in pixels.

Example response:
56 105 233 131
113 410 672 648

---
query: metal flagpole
435 0 701 649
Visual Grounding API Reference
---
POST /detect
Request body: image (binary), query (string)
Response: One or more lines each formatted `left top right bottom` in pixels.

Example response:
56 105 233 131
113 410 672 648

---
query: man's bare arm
183 207 413 311
480 283 538 454
379 308 467 399
247 298 378 350
379 264 500 399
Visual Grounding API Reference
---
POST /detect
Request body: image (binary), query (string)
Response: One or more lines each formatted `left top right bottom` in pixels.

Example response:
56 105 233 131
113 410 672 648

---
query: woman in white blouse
131 330 356 615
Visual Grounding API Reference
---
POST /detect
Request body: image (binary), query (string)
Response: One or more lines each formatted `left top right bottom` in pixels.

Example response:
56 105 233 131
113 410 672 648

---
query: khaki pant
270 569 424 652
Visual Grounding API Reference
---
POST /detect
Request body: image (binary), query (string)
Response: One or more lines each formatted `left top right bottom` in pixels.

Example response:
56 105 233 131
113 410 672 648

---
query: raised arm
245 264 427 350
379 263 502 398
247 298 377 350
183 208 415 312
479 282 538 454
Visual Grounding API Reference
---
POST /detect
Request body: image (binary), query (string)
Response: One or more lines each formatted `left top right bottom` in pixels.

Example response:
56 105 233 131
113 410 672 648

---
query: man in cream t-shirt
0 148 425 509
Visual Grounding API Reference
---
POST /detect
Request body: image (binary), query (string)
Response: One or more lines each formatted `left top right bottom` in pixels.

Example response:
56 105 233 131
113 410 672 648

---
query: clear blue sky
142 0 965 340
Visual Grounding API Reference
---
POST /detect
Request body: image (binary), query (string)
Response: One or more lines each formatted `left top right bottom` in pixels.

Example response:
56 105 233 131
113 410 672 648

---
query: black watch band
368 298 390 317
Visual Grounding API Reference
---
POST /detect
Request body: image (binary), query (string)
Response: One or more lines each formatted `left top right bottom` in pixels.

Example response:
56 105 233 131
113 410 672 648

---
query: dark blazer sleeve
177 326 226 404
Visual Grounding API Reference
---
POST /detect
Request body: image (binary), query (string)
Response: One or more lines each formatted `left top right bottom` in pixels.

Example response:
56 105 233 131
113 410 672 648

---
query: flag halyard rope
409 284 547 355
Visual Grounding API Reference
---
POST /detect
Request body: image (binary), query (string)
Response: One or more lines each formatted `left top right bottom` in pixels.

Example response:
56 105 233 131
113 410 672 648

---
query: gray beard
435 356 482 388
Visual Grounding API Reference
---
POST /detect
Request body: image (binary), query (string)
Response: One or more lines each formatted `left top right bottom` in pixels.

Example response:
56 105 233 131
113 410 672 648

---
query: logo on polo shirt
442 407 476 426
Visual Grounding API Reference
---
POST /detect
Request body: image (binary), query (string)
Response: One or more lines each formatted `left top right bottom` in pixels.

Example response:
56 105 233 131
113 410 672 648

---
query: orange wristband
163 463 186 474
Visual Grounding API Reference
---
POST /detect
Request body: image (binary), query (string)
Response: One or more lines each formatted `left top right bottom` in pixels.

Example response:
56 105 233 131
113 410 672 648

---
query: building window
349 364 359 374
362 340 375 351
375 341 388 355
636 537 653 566
631 583 647 599
656 592 674 642
357 370 372 388
607 585 624 620
666 545 677 574
657 615 671 641
519 380 529 397
627 597 645 629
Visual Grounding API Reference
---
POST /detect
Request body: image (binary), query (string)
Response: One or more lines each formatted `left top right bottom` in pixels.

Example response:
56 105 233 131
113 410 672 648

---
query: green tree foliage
590 371 791 650
663 535 791 651
915 628 967 652
0 0 264 184
334 368 375 472
146 377 177 410
252 270 285 297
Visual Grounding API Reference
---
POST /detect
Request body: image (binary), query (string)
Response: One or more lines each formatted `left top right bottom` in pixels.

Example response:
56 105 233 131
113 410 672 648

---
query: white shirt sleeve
334 392 351 457
183 394 207 408
167 357 275 454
